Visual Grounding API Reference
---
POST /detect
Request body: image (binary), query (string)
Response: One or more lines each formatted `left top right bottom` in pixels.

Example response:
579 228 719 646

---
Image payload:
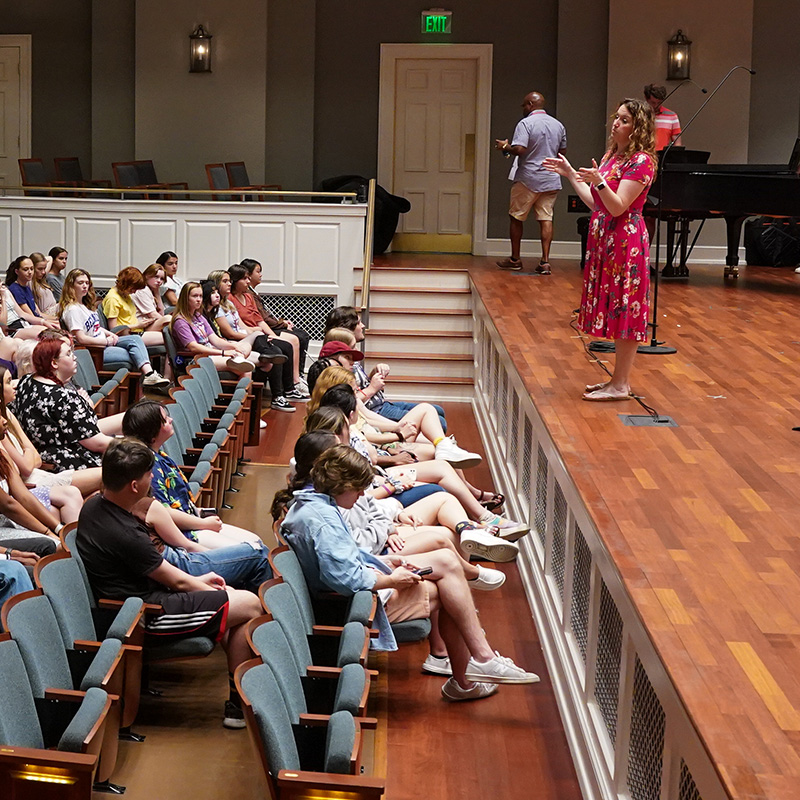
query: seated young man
324 305 447 431
76 438 262 728
280 443 540 702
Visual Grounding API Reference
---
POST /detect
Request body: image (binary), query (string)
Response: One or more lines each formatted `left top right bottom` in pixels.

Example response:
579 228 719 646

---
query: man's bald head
523 92 546 112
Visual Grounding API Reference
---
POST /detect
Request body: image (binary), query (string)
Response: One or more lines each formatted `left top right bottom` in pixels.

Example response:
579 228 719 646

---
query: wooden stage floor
469 256 800 800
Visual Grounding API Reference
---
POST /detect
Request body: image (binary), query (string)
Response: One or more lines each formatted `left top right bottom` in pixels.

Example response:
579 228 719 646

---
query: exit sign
421 9 452 34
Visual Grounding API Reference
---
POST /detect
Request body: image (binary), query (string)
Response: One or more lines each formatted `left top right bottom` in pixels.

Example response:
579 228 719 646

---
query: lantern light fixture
667 29 691 81
189 25 212 73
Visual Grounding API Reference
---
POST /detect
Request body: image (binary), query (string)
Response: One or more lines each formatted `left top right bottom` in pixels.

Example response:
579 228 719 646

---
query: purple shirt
172 314 214 349
509 109 567 193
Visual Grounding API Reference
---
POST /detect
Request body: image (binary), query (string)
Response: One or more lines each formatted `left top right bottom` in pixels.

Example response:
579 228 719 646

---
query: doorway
378 44 492 254
0 36 31 190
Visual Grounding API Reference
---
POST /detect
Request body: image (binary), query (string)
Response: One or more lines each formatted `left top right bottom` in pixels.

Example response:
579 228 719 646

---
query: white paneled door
392 58 477 253
0 46 22 190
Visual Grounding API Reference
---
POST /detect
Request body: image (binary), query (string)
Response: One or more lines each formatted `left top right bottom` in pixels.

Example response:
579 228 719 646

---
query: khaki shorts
384 581 431 623
509 183 558 221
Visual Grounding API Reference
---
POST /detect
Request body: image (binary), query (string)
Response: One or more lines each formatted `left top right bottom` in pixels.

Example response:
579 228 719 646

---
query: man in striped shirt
644 84 682 151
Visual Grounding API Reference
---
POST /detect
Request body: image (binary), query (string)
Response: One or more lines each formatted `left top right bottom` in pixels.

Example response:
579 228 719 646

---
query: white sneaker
795 266 800 274
259 419 268 429
434 435 482 469
441 677 499 702
142 370 170 388
226 355 255 374
286 385 310 401
465 651 540 685
459 527 518 563
421 654 452 676
296 375 309 392
469 565 506 591
479 513 530 542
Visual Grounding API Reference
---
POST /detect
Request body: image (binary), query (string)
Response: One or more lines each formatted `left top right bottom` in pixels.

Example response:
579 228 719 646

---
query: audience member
46 247 68 301
76 438 262 728
156 251 182 308
102 267 169 347
6 256 59 325
60 268 170 388
0 559 34 606
132 264 172 331
29 252 59 315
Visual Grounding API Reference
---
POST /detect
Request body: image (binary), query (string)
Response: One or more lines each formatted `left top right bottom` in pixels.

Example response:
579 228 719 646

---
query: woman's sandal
585 381 610 392
477 491 505 513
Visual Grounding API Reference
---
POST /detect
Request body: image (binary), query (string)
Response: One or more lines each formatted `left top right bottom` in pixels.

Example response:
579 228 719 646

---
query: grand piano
647 140 800 278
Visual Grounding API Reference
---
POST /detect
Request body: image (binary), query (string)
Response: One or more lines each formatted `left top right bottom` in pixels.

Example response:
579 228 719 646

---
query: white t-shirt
61 303 102 339
161 276 184 300
133 287 157 316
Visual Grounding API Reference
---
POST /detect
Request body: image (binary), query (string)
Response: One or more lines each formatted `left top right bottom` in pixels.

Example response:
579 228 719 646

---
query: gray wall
0 0 93 179
312 0 559 240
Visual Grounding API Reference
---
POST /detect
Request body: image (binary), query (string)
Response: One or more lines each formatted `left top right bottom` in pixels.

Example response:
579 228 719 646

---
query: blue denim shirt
281 490 397 651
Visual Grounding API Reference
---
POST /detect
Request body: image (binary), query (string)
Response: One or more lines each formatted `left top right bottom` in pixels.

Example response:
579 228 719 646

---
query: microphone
664 79 707 101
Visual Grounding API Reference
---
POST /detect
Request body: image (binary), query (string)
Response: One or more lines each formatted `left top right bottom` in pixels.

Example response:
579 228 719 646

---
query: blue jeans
374 400 447 433
394 483 445 507
0 560 34 607
104 335 150 370
163 541 272 593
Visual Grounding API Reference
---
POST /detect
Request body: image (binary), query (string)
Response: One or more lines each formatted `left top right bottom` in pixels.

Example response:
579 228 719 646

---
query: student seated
5 257 60 333
102 267 172 348
77 438 263 728
60 268 170 388
0 559 34 606
156 251 182 309
46 247 68 301
280 443 539 702
132 264 172 332
29 252 59 315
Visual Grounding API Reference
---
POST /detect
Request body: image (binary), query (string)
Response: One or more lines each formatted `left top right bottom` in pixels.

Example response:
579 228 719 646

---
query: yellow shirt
102 287 139 328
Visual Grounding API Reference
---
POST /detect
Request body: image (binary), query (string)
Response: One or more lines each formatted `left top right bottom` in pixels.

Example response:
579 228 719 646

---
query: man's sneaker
226 355 255 374
286 385 310 402
479 513 530 542
434 435 482 469
422 654 452 676
142 370 170 388
459 526 518 563
464 651 540 685
258 351 287 365
496 258 523 271
270 395 296 413
441 677 499 702
222 700 246 729
469 565 506 591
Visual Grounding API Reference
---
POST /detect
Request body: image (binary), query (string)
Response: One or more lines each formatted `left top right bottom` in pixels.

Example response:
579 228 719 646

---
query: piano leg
723 215 747 279
661 218 679 277
662 217 690 278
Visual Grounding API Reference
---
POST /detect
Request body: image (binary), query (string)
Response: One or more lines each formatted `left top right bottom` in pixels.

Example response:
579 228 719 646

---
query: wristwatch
596 182 607 191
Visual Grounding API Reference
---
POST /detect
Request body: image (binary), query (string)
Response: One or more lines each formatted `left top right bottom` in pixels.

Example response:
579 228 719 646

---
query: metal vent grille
262 294 335 341
520 416 533 524
487 346 496 416
510 392 520 474
627 656 666 800
594 580 624 745
678 759 702 800
551 481 567 597
499 371 509 442
534 444 548 546
481 333 490 390
570 523 592 661
491 348 500 420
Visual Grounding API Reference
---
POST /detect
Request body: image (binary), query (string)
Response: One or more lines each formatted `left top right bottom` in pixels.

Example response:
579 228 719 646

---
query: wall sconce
189 25 213 73
667 29 691 80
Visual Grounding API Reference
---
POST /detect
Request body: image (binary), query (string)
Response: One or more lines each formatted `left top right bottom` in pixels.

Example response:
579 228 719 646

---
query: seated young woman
60 269 170 388
5 257 60 331
299 416 515 572
227 264 308 400
29 252 59 316
132 264 172 332
0 362 101 494
279 440 539 701
156 251 182 308
170 282 259 376
12 334 123 473
121 399 264 549
206 270 294 413
310 387 529 544
102 267 171 347
46 247 68 302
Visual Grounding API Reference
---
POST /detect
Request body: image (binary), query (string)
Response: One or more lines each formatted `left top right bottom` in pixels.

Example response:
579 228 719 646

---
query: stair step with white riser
356 287 471 312
355 266 469 290
364 331 473 356
362 353 473 379
367 311 474 333
384 377 473 403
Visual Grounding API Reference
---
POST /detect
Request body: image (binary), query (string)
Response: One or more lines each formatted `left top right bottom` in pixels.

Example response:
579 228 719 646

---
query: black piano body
648 148 800 278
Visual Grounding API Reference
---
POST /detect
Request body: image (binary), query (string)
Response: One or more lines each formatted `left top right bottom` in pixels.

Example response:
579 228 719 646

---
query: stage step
384 375 474 402
364 330 473 356
357 286 472 312
363 352 473 380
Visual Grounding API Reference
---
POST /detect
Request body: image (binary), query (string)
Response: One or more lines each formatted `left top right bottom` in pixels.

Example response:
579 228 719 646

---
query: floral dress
12 376 101 471
578 151 656 342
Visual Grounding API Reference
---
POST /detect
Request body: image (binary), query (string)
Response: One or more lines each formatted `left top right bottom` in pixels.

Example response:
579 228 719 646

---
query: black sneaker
223 700 245 729
270 395 296 413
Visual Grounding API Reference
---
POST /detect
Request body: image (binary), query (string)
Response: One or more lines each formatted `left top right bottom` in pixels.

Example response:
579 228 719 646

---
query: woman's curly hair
604 98 657 169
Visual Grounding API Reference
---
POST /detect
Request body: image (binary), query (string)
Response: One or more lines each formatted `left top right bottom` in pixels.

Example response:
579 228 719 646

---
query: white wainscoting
0 197 366 300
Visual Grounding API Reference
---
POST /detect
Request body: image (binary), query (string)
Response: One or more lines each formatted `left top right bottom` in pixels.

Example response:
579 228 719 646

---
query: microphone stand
640 65 755 354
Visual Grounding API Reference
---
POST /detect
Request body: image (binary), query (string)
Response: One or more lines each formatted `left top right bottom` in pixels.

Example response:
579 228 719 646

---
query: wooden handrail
0 185 358 199
359 177 377 329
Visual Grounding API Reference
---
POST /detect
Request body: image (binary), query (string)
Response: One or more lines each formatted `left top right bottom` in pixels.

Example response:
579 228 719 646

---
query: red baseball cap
319 341 364 361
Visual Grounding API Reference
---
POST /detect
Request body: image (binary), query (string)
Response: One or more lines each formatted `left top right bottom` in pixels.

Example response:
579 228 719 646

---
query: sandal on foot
535 262 552 275
585 381 610 392
496 258 523 270
582 388 632 402
477 491 505 513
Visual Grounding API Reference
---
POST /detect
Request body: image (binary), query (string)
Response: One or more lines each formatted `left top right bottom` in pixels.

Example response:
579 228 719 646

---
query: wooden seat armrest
311 624 346 637
277 770 385 796
0 745 97 770
97 598 123 609
44 687 92 702
297 713 332 727
305 666 343 679
367 669 379 679
353 716 378 730
73 639 102 652
369 628 379 638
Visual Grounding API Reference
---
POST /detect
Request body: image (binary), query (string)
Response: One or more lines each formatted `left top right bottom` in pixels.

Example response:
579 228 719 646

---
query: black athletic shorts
144 590 229 644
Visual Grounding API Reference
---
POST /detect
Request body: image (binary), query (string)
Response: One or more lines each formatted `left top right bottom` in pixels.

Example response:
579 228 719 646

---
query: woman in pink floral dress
544 98 656 400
